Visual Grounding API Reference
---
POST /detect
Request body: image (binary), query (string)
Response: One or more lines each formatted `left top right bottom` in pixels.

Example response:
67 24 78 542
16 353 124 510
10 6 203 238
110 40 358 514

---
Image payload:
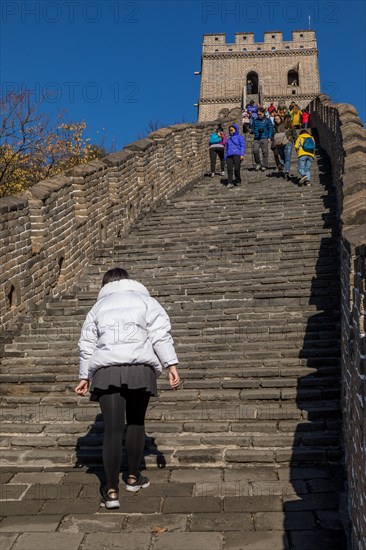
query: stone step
0 372 341 387
0 383 341 402
0 416 341 435
0 357 340 372
6 321 341 339
0 430 342 449
0 148 345 494
0 443 342 469
0 399 342 423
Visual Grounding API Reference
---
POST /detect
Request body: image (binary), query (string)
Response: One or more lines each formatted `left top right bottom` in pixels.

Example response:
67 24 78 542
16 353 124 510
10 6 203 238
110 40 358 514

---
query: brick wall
310 94 366 550
199 30 320 121
0 116 237 334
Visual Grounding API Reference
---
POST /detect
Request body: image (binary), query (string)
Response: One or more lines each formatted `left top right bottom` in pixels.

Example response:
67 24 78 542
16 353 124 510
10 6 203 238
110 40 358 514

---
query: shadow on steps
284 148 350 550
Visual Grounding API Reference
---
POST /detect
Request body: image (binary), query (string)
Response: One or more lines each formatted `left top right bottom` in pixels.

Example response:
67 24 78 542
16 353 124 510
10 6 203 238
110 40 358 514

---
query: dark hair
284 115 292 129
299 130 309 135
257 108 265 114
216 124 224 132
102 267 130 287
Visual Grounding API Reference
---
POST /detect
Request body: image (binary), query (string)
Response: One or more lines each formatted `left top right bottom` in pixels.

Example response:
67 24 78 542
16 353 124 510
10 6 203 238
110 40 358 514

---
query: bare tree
0 90 108 197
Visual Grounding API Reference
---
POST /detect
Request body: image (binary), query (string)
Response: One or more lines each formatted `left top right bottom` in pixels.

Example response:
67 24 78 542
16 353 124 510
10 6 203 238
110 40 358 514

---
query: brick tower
197 30 321 122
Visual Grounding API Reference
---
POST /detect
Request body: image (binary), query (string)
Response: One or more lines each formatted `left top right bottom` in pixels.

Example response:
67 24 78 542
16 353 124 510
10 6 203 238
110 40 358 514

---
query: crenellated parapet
198 30 320 121
203 30 317 52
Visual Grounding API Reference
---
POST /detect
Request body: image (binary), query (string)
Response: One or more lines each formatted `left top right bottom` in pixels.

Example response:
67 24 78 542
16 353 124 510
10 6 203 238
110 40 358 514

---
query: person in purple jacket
224 123 246 189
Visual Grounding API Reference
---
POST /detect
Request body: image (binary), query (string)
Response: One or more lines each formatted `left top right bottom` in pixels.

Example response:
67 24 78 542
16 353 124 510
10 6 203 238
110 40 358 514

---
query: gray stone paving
0 147 349 549
0 466 347 549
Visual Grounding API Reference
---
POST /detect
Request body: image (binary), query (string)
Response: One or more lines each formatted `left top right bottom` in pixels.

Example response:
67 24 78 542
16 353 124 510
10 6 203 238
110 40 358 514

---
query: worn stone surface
223 530 289 550
2 91 364 548
153 532 222 550
10 533 84 550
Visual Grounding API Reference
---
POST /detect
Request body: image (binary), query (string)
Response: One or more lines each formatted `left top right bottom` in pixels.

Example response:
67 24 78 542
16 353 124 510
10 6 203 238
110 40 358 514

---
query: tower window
243 48 247 51
257 47 261 51
272 35 275 38
215 37 218 41
272 47 276 50
243 37 247 40
215 49 218 51
300 46 304 49
229 48 232 51
288 70 299 86
285 46 290 49
300 33 303 37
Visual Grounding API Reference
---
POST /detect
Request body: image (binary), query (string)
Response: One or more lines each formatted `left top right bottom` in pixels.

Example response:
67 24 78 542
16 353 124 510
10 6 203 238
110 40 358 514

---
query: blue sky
1 0 365 150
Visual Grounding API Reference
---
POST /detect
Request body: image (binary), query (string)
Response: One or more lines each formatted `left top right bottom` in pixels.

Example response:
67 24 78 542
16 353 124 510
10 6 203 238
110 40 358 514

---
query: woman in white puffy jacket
75 267 180 509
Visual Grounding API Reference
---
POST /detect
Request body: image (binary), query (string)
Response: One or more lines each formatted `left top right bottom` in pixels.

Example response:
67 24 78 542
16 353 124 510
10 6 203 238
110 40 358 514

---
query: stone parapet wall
310 94 366 550
0 115 238 333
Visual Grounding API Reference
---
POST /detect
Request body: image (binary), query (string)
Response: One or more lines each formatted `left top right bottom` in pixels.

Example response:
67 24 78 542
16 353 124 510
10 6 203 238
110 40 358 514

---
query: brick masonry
198 30 320 121
309 94 366 550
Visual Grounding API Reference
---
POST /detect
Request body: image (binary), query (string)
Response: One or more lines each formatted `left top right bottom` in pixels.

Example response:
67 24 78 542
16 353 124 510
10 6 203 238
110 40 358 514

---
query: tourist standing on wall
209 125 227 177
242 108 250 134
75 268 180 509
246 100 258 120
269 109 278 125
224 123 245 189
272 115 297 180
301 110 310 129
295 130 316 186
250 108 273 171
277 105 288 119
290 104 303 131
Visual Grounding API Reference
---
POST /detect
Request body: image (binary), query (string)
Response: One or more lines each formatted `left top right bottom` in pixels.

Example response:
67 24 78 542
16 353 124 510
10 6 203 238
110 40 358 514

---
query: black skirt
89 363 158 401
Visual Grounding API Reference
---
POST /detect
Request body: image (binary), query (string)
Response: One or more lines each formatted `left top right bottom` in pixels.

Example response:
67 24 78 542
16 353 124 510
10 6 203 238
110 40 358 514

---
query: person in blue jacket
250 108 273 171
224 123 246 189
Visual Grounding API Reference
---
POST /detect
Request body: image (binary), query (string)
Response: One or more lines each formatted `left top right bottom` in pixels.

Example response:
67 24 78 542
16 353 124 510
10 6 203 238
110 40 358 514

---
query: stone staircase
0 145 348 548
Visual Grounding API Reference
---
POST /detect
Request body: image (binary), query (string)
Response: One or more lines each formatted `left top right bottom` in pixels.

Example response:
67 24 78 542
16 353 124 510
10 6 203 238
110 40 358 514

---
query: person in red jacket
301 110 310 129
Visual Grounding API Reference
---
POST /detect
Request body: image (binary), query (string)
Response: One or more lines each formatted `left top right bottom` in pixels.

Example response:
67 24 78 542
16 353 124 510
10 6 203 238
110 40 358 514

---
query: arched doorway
246 71 259 94
288 70 299 86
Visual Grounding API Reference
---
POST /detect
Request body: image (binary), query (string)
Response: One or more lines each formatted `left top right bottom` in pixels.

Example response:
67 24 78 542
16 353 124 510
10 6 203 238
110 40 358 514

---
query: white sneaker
126 474 150 493
100 487 120 509
255 165 261 171
221 171 226 176
211 173 215 178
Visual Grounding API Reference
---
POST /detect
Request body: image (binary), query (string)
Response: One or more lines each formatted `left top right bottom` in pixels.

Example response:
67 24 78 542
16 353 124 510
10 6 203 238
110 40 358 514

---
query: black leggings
99 387 150 491
209 147 225 173
226 155 242 184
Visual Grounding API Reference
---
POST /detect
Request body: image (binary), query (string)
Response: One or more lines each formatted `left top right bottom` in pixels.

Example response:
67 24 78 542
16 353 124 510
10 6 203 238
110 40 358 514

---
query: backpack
273 132 289 147
209 132 221 145
302 136 315 153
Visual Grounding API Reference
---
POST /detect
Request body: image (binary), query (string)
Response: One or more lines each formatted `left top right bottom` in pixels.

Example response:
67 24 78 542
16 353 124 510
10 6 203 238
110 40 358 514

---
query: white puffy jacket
78 279 179 380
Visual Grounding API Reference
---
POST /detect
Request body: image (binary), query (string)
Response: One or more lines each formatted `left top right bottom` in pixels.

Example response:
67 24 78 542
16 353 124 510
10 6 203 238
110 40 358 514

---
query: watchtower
197 30 320 121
